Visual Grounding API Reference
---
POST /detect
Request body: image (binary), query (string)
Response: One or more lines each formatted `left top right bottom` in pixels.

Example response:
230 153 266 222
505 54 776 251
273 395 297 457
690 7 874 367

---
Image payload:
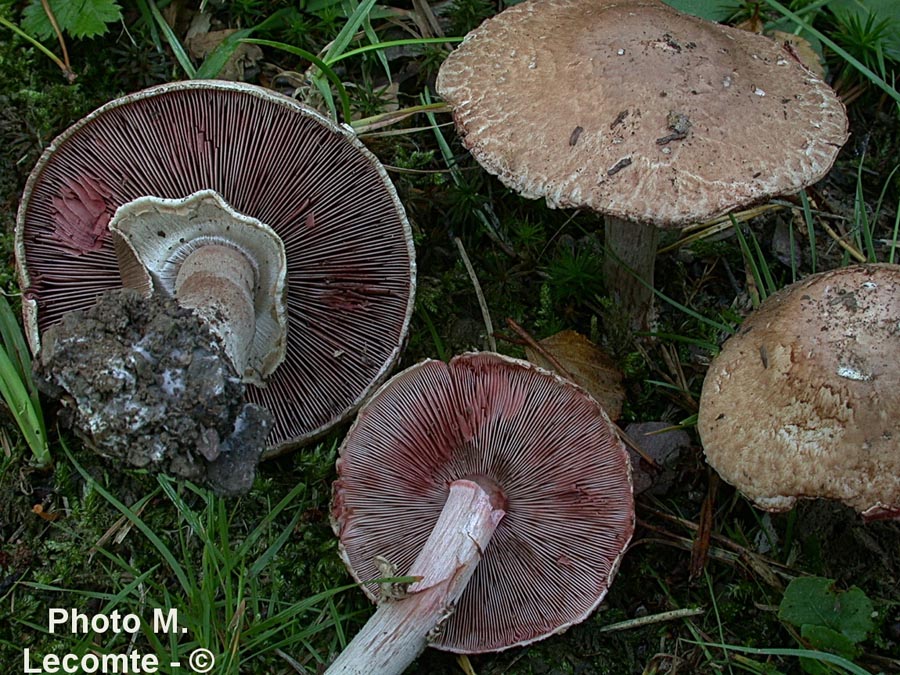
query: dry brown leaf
525 329 625 419
736 15 824 79
186 29 264 82
736 16 764 34
771 30 825 79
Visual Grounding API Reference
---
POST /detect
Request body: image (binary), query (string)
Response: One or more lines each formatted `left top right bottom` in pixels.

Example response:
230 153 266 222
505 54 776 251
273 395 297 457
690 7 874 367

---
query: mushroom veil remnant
698 264 900 520
436 0 848 329
17 80 415 491
329 352 634 674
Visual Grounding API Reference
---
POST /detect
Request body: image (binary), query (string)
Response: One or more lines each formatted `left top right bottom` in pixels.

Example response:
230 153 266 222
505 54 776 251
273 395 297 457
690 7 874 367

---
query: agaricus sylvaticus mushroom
17 80 415 468
698 264 900 520
436 0 848 329
329 352 634 673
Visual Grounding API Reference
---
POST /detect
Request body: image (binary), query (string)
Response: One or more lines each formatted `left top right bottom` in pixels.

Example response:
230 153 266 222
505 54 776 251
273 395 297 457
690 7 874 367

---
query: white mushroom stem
174 244 257 379
326 479 506 675
108 190 289 385
602 216 659 332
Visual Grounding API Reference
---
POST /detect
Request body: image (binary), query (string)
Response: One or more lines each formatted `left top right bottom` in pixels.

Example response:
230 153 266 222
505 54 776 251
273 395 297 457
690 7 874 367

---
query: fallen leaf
186 29 264 82
525 329 624 419
772 30 825 79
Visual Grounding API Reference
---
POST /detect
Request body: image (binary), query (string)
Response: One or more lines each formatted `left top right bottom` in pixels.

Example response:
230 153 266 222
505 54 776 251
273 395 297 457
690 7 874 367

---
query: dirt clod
35 288 271 496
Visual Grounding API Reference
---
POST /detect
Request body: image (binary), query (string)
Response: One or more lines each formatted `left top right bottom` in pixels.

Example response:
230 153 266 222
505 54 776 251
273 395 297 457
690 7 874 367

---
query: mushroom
110 189 289 386
16 80 415 474
329 352 634 673
436 0 848 329
698 264 900 520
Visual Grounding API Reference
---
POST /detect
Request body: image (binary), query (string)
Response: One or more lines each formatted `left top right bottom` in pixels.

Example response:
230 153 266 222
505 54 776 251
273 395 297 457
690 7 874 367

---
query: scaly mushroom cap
16 80 415 456
332 352 634 653
436 0 848 226
698 264 900 518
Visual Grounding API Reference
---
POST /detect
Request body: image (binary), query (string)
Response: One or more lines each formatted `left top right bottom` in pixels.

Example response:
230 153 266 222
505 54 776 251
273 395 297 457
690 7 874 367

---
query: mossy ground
1 1 899 673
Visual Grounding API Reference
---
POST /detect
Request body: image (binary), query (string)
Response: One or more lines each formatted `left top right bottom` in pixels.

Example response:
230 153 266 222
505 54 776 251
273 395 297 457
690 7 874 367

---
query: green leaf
799 625 859 675
802 625 860 660
778 577 875 644
22 0 121 40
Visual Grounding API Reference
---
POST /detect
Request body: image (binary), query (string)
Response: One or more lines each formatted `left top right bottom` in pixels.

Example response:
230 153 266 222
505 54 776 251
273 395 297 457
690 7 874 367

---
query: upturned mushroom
17 80 415 489
437 0 848 329
329 352 634 673
698 264 900 520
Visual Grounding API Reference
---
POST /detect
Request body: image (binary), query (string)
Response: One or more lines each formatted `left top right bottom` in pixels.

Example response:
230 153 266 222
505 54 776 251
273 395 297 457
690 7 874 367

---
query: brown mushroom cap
436 0 848 226
16 80 415 456
332 352 634 653
698 264 900 518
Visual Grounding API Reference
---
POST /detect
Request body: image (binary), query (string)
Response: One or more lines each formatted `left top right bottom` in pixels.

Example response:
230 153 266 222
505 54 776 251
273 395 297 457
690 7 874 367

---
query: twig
454 237 496 352
504 318 574 380
614 425 660 470
817 215 867 262
598 607 705 633
689 471 718 580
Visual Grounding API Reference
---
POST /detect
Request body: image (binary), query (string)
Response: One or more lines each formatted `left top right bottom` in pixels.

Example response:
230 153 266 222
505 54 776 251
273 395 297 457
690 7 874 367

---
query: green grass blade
733 218 767 306
240 38 352 122
0 15 70 76
358 7 391 83
760 0 900 109
695 642 873 675
248 507 304 578
601 239 736 335
747 226 777 296
195 9 291 79
0 296 48 464
0 292 38 400
236 477 308 559
0 344 48 465
649 284 736 335
62 441 192 593
890 194 900 264
321 0 378 66
326 37 464 65
416 305 448 362
853 159 877 261
132 0 163 52
799 190 818 273
788 215 798 282
145 0 197 78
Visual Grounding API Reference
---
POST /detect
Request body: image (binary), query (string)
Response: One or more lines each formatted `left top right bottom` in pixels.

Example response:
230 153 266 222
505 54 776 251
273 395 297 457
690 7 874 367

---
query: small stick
504 318 575 380
817 216 866 263
455 237 497 351
598 607 705 632
689 471 718 580
614 424 660 470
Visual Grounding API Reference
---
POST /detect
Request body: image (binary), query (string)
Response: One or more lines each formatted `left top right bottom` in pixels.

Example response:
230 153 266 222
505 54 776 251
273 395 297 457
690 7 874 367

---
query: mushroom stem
326 479 506 675
174 244 257 380
108 191 289 385
602 216 659 332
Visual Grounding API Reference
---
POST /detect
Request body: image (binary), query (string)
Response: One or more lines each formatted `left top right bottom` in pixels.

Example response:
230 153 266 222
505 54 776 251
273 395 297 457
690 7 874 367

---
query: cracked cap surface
698 265 900 518
437 0 848 226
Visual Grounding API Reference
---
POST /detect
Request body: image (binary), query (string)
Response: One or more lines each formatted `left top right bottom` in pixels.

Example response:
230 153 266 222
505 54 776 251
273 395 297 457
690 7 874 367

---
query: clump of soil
35 288 271 496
